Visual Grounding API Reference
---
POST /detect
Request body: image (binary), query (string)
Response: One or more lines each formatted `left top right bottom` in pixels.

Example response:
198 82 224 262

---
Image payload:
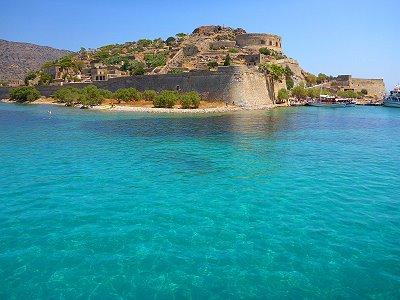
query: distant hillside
0 39 72 81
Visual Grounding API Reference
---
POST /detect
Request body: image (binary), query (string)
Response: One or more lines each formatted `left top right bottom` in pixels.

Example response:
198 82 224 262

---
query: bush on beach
153 90 179 108
114 88 141 102
10 86 41 103
54 85 107 106
79 85 106 106
142 90 157 101
53 87 81 105
180 91 201 109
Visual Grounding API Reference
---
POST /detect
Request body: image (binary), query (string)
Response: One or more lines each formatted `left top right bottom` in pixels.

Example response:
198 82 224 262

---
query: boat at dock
383 86 400 107
307 95 355 108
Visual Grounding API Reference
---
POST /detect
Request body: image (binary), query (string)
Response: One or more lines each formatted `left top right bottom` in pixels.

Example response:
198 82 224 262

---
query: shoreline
1 98 274 114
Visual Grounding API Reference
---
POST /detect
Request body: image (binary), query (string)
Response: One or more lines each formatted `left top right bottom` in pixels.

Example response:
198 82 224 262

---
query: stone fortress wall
0 66 275 108
335 75 385 99
235 33 282 52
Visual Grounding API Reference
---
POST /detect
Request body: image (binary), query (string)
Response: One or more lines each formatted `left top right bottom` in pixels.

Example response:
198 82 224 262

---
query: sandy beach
1 98 274 114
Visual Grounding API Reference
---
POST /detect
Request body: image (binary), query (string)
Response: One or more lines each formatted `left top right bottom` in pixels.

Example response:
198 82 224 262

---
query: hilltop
0 39 72 84
22 25 307 88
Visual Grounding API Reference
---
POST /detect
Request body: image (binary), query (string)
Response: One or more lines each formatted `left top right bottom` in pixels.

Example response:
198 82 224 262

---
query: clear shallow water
0 103 399 299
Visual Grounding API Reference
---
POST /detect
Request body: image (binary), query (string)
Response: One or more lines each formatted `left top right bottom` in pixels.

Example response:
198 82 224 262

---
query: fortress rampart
336 75 385 99
235 33 282 52
0 66 275 108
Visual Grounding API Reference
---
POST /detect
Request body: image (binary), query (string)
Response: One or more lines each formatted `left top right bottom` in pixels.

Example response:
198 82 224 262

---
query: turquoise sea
0 103 399 299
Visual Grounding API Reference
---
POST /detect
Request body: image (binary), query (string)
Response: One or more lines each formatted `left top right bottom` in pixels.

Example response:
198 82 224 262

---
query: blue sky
1 0 398 89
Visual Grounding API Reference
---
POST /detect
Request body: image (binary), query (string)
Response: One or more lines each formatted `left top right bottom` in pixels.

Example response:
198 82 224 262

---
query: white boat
384 86 400 107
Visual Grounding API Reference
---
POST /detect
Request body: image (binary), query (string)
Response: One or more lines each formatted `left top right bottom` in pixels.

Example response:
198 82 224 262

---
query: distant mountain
0 39 72 82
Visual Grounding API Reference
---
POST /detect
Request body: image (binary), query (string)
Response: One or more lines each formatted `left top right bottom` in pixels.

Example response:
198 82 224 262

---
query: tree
122 60 145 75
176 33 187 39
79 85 105 106
304 73 317 86
337 90 359 99
317 73 329 84
259 47 271 55
361 89 368 95
165 37 176 45
153 90 178 108
142 90 157 101
223 54 232 66
10 87 40 103
285 66 294 90
291 84 308 100
144 53 167 68
38 72 53 85
137 39 152 48
277 88 289 103
114 88 141 102
180 91 201 109
24 72 37 85
259 63 286 82
286 77 294 90
307 87 320 99
53 87 81 105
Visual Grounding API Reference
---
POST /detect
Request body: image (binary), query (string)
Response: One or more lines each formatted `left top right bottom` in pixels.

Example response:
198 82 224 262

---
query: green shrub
307 88 320 99
207 61 218 69
304 73 317 86
337 90 359 99
153 90 178 108
259 63 286 81
99 89 114 99
176 33 187 38
286 77 294 90
291 84 308 100
223 54 232 66
38 72 53 85
259 47 272 55
122 60 145 75
137 39 152 48
79 85 104 106
317 73 329 84
144 53 167 68
165 37 176 45
24 72 37 85
229 48 239 53
114 88 141 101
180 91 201 109
142 90 157 101
277 88 289 103
168 68 184 74
361 89 368 95
10 87 41 103
53 87 81 104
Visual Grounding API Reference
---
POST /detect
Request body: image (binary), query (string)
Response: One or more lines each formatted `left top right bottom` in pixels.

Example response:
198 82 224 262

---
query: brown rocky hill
0 39 72 81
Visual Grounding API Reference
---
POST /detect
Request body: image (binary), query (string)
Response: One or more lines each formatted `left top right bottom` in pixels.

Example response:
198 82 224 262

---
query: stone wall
332 75 386 99
210 40 236 50
0 66 274 108
235 33 282 52
349 78 385 99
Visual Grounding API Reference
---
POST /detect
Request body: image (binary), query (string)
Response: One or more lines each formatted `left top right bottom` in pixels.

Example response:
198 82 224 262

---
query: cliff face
0 39 72 81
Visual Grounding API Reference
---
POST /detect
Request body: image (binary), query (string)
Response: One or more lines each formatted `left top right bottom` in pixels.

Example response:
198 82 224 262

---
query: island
0 25 386 111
